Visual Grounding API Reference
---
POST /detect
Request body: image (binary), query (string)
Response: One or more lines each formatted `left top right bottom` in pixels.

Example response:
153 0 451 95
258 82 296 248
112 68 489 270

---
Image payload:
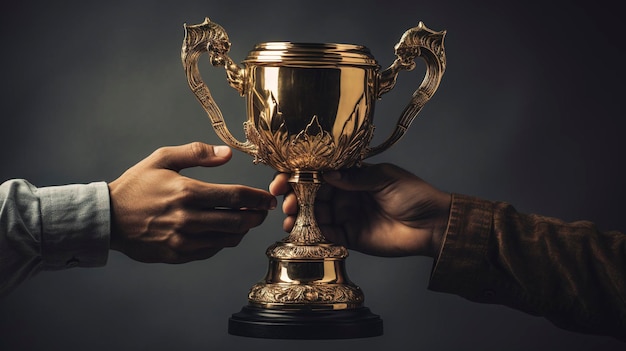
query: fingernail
213 145 230 157
269 197 277 210
324 171 341 181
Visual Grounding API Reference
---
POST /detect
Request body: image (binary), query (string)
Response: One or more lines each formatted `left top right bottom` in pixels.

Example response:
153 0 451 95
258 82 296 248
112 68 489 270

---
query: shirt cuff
428 193 494 297
38 182 110 270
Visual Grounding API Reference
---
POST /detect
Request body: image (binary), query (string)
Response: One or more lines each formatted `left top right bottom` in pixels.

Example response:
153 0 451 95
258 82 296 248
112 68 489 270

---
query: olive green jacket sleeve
429 194 626 341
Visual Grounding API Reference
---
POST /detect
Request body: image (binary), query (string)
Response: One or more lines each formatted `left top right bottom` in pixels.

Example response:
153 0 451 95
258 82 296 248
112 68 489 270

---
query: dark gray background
1 0 624 350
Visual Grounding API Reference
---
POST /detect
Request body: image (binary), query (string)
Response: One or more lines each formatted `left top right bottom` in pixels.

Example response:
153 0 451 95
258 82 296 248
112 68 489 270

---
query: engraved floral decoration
266 242 348 260
249 283 364 306
244 90 374 172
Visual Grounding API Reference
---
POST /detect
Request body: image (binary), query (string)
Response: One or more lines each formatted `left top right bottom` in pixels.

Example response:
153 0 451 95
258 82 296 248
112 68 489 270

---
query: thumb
150 142 233 172
323 164 396 192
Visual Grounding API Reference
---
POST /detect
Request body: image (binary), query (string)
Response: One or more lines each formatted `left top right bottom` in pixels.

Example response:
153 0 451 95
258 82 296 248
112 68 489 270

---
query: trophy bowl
181 17 446 339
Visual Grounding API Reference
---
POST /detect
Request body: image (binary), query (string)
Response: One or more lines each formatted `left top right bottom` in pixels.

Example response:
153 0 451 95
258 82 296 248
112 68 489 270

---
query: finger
149 142 233 172
269 173 291 196
283 215 296 232
323 164 397 192
162 207 268 236
179 208 269 234
282 192 298 215
184 181 277 210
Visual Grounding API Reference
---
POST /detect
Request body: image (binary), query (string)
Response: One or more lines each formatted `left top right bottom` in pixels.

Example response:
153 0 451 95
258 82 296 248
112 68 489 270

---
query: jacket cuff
38 182 110 269
428 193 494 298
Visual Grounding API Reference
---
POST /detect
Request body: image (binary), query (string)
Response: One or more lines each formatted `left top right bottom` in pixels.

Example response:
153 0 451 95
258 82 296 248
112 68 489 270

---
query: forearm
429 194 626 340
0 179 110 297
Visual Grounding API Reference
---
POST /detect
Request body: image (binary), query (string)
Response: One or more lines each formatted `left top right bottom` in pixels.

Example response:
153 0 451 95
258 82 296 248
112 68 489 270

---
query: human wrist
107 180 124 252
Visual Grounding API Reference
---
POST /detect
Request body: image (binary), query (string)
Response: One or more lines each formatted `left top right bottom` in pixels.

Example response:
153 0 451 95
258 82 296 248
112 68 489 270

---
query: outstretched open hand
108 142 276 264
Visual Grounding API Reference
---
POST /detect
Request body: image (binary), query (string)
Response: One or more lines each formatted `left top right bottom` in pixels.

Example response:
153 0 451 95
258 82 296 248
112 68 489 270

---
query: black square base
228 305 383 339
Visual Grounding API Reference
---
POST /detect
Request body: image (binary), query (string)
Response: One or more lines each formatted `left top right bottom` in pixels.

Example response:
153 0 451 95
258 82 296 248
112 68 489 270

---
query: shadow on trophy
181 17 446 339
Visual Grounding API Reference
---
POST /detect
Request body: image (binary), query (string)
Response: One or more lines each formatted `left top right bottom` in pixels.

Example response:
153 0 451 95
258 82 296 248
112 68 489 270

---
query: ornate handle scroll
181 17 257 156
365 22 446 159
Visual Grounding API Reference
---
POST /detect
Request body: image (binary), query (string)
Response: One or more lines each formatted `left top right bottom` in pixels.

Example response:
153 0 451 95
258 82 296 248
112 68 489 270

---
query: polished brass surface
251 241 359 310
249 255 364 310
181 17 446 311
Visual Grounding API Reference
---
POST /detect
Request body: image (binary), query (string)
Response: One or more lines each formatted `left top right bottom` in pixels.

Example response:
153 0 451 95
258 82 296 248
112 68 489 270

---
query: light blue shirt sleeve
0 179 110 297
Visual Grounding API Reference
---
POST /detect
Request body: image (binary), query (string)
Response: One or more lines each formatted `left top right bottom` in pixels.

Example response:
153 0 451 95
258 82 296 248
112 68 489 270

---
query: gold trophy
181 18 446 339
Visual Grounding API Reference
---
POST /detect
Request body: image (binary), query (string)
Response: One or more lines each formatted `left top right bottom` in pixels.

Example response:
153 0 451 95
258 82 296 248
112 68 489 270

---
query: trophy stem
285 171 326 244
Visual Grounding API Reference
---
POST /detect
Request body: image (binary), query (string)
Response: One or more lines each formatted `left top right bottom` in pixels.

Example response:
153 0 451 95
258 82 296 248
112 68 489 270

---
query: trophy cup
181 18 446 339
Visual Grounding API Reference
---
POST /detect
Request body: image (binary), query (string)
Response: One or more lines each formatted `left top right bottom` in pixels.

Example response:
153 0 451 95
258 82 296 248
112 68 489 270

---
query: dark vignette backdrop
0 0 624 350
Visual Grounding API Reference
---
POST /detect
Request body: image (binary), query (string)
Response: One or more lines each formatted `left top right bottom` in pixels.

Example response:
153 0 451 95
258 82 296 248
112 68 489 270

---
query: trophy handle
181 17 257 157
364 22 446 159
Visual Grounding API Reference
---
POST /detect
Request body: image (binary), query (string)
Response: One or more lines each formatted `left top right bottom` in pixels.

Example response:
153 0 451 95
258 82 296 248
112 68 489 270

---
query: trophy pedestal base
228 305 383 339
